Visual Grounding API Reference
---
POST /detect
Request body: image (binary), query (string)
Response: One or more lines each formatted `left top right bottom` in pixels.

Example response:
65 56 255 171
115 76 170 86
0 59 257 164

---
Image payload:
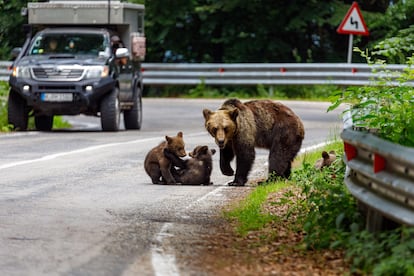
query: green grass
224 181 289 236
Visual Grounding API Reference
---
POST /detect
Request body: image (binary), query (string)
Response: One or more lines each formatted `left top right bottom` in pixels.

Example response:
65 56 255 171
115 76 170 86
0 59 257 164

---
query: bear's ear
228 109 239 122
202 109 213 120
177 131 183 138
198 145 208 154
210 149 216 155
165 135 172 143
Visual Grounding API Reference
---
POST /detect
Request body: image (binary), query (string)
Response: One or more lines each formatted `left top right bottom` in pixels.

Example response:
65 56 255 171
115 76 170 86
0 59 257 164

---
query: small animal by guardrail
314 150 336 170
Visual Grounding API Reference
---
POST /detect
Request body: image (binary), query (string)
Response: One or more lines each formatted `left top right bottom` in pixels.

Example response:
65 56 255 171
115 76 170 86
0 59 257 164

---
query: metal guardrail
141 63 408 86
0 61 12 82
0 61 409 85
341 128 414 231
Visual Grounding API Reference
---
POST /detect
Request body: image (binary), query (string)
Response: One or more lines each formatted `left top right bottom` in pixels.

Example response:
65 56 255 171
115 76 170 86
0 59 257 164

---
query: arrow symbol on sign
350 17 358 29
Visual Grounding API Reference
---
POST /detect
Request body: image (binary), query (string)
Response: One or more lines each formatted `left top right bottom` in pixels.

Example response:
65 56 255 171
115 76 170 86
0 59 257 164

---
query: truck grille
32 67 84 81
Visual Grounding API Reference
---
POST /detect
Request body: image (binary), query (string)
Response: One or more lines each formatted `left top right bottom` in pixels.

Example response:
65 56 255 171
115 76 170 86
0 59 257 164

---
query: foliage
144 1 388 63
373 25 414 64
289 145 363 250
329 49 414 147
0 0 28 60
226 141 414 274
345 227 414 275
224 181 289 236
288 143 414 274
369 1 414 64
3 1 414 63
0 81 12 131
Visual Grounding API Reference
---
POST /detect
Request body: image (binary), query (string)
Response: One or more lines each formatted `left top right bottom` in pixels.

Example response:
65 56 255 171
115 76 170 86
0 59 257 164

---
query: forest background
1 0 414 64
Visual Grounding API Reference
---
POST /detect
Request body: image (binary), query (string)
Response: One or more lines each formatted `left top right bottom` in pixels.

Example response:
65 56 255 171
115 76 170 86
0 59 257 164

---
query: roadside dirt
174 185 350 276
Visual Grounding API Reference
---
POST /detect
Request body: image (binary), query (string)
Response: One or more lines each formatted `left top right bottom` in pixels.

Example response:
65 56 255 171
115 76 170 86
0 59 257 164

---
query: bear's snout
216 138 226 149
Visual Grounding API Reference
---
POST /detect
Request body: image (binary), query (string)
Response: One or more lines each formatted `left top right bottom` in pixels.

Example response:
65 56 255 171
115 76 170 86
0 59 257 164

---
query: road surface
0 98 344 275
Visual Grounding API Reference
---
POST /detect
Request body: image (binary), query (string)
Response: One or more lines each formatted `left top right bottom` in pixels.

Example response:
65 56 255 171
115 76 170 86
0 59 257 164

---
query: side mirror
11 47 22 60
115 48 129 59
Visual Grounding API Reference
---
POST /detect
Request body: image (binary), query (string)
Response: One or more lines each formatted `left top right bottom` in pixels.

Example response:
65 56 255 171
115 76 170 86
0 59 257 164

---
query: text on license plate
41 93 73 102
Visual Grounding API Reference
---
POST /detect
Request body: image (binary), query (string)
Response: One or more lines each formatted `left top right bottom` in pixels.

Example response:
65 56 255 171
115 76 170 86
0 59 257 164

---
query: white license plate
41 93 73 102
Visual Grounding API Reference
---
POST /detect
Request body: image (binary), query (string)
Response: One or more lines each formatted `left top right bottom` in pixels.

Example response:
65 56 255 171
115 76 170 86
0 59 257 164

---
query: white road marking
151 186 227 276
0 132 207 171
150 223 180 276
299 141 332 154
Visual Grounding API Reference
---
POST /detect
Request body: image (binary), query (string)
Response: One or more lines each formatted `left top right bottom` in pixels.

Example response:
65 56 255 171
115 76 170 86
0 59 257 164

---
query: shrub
329 49 414 147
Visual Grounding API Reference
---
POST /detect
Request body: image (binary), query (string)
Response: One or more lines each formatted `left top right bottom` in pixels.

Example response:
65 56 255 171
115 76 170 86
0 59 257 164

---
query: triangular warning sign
337 2 369 36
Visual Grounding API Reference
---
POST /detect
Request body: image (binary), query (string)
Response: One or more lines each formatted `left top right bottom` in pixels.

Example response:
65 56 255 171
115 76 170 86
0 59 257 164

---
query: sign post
337 2 369 63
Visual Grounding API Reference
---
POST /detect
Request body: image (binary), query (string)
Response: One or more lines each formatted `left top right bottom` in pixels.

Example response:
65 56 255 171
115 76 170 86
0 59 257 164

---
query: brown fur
314 150 336 170
203 99 305 186
144 131 186 184
165 145 216 185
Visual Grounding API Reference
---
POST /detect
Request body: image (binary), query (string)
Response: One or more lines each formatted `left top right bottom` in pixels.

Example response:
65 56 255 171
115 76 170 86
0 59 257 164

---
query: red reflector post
218 68 224 73
344 142 357 161
374 153 386 173
280 68 286 73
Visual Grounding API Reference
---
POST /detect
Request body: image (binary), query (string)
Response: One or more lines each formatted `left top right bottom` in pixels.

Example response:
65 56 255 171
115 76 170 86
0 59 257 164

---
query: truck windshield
29 33 109 56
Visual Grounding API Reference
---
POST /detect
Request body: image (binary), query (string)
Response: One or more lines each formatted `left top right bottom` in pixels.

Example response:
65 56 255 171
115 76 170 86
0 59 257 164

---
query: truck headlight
12 66 31 78
85 66 109 79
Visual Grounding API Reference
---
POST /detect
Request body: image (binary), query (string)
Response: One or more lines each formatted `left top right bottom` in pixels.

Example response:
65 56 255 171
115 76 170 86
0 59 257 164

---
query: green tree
0 0 28 60
2 0 413 63
369 1 414 63
144 0 399 63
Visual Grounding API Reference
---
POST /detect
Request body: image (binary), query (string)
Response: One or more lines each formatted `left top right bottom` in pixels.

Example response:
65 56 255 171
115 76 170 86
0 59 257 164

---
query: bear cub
164 145 216 185
314 150 336 170
144 131 186 184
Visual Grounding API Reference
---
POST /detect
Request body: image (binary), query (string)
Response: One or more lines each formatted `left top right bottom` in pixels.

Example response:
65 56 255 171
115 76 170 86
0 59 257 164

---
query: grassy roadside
221 141 414 275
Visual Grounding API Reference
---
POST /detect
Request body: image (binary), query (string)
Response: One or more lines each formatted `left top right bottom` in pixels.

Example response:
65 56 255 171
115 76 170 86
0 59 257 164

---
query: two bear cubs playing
144 131 216 185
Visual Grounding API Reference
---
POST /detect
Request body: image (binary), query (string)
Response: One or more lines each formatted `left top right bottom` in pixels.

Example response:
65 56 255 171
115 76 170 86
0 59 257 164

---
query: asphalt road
0 98 344 276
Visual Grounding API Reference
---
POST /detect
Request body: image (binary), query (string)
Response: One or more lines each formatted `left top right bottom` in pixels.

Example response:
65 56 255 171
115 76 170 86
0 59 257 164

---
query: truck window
29 33 109 56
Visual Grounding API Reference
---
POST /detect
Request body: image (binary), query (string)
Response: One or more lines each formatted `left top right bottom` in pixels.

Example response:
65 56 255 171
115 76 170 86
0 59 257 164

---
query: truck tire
8 90 28 131
123 87 142 130
35 115 54 131
100 87 120 131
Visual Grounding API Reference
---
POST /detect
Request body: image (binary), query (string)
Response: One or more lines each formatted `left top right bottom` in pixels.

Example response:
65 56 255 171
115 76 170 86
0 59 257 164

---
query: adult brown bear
203 99 304 186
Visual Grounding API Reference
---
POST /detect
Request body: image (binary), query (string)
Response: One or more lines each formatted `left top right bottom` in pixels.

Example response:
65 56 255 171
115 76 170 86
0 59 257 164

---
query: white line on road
151 186 227 276
150 223 180 276
0 132 207 171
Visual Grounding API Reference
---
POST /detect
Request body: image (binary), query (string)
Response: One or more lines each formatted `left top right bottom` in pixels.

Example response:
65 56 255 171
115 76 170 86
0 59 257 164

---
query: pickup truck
8 0 145 131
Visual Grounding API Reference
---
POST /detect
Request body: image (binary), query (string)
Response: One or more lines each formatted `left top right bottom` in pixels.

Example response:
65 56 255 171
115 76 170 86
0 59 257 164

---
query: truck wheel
123 87 142 130
8 90 28 131
35 115 54 131
100 87 120 131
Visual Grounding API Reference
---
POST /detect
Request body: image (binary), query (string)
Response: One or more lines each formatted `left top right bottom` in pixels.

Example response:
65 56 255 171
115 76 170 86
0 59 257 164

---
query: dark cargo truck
8 0 146 131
